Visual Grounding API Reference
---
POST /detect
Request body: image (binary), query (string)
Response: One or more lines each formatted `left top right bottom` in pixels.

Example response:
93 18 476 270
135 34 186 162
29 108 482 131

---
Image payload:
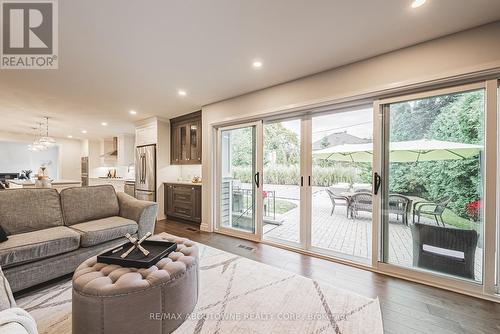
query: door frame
373 81 498 297
214 121 263 242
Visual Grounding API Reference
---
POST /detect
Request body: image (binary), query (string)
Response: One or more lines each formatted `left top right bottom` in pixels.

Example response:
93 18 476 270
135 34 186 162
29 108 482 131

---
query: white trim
372 101 383 267
214 121 262 239
484 79 498 294
377 81 485 105
302 116 312 250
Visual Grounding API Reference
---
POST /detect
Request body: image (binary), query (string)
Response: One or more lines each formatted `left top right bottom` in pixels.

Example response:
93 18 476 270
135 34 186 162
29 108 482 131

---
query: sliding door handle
308 176 311 187
254 172 260 188
373 172 382 195
300 176 304 187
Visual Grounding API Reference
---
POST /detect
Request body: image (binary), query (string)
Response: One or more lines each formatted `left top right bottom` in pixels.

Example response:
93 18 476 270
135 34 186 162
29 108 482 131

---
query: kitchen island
7 179 82 192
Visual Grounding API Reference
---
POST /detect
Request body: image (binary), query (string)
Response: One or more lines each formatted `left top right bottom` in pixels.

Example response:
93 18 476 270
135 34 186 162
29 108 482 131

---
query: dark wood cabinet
170 111 201 165
165 183 201 224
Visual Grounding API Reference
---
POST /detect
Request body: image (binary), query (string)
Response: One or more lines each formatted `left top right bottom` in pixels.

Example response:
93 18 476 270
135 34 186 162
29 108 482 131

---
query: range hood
100 137 118 157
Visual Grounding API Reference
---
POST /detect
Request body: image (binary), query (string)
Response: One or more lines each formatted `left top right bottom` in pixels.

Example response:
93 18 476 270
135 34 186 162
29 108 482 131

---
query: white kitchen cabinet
135 122 157 146
117 134 135 166
88 178 125 192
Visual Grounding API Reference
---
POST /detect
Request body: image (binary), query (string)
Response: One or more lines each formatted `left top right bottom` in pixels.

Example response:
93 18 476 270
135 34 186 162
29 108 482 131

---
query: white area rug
17 236 383 334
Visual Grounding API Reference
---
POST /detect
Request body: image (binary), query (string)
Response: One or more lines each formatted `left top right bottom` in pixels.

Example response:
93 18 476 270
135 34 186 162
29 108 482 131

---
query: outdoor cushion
0 188 64 235
0 227 80 268
60 185 120 226
70 216 137 247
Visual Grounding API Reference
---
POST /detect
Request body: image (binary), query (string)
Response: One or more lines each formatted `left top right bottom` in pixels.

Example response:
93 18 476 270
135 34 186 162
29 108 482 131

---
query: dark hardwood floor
156 219 500 334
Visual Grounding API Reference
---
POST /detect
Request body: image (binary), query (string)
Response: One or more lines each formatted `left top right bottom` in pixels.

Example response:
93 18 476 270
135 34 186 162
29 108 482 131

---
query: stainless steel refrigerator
135 144 156 201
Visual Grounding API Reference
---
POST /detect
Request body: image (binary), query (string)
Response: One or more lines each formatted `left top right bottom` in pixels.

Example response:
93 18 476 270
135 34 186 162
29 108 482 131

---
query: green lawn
420 208 474 230
272 199 297 215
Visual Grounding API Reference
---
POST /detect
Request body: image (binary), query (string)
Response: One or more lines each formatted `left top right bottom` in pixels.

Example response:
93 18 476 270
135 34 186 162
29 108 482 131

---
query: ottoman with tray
72 234 199 334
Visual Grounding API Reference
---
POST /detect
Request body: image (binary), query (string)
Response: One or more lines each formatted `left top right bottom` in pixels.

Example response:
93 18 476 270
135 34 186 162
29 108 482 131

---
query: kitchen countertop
7 179 82 185
89 177 135 182
164 181 202 186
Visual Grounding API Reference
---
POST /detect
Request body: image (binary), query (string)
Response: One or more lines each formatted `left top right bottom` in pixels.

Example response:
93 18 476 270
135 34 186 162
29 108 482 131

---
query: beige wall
200 21 500 231
0 131 83 180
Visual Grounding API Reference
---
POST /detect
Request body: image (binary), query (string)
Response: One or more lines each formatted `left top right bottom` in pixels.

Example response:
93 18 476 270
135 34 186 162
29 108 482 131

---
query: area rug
16 234 383 334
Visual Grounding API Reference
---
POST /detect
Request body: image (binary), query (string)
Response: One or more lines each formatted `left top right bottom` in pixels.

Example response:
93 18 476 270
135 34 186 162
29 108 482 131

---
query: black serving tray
97 240 177 268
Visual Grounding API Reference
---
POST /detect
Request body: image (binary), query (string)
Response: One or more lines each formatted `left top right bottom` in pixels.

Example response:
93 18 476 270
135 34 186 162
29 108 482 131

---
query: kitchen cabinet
164 183 201 224
89 178 126 192
136 122 157 147
170 111 201 165
117 134 135 166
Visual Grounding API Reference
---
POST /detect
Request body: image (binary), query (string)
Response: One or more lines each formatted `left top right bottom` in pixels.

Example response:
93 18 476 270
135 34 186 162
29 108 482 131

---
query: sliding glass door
216 122 262 239
214 79 500 298
379 85 485 282
262 119 302 245
310 108 373 263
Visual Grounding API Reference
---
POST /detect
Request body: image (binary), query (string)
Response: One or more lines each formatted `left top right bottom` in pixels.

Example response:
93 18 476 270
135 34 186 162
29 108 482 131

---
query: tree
389 90 484 219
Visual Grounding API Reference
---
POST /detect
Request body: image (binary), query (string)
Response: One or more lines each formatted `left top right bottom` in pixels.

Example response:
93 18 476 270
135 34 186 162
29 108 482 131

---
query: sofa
0 266 37 334
0 185 158 293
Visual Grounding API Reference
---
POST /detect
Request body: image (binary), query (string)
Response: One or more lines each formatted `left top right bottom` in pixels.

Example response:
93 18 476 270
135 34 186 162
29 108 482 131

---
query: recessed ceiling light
81 130 87 134
252 60 263 68
411 0 426 8
67 135 73 138
178 90 187 96
101 122 108 126
129 110 137 115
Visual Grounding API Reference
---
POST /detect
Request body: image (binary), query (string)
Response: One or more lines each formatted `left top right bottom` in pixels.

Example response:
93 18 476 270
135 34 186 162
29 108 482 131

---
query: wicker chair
350 192 373 219
388 194 412 226
413 196 452 226
411 223 478 279
326 188 350 217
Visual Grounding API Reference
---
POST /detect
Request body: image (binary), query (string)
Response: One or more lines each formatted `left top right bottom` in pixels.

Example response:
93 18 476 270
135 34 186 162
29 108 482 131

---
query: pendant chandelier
27 117 56 151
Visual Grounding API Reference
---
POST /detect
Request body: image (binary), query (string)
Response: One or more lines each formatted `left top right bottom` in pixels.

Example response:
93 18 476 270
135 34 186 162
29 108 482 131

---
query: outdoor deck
262 186 482 281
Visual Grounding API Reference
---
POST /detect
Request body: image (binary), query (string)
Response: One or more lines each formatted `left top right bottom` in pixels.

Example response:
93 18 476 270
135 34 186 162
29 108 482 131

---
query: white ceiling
1 0 500 140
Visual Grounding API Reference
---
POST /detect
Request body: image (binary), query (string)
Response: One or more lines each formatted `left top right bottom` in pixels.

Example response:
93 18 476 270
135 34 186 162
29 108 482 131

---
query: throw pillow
0 225 8 242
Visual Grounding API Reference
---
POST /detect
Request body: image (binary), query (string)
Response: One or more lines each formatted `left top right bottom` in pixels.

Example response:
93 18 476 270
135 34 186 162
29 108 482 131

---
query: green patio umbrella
313 139 482 162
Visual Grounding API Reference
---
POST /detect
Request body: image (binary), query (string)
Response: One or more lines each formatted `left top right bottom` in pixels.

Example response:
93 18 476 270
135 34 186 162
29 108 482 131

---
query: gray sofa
0 185 158 293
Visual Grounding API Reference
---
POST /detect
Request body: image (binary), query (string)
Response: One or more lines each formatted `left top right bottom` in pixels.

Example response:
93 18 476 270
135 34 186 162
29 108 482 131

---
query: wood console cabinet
170 111 201 165
165 183 202 224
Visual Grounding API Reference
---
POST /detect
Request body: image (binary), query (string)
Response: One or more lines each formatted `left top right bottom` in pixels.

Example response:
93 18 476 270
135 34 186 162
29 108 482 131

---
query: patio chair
350 192 372 219
388 194 412 226
325 188 350 218
413 196 452 226
352 183 372 193
411 223 478 280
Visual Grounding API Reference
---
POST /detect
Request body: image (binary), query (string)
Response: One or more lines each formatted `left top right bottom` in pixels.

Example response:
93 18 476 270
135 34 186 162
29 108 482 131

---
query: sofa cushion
70 216 137 247
60 185 120 226
0 227 80 268
0 188 64 235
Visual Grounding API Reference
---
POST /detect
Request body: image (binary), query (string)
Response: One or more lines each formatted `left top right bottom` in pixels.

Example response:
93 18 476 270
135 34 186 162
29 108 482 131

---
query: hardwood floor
156 219 500 334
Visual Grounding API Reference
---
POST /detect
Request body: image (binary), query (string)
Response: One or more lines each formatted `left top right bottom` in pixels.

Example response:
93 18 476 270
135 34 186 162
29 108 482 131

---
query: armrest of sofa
0 308 38 334
116 192 158 238
0 266 16 312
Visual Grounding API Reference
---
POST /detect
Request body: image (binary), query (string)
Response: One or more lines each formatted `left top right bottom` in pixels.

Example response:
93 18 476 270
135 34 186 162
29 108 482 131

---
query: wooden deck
263 190 482 281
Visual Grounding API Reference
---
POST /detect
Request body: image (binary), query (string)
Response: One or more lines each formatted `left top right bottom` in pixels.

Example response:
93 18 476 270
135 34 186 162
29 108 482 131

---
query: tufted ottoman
72 234 199 334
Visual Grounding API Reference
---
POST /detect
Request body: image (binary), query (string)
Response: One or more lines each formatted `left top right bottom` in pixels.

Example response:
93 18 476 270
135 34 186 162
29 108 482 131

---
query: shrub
232 164 364 186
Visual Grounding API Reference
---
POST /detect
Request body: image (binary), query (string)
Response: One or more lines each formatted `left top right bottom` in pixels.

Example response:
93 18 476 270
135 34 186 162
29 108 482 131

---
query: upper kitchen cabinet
135 122 157 147
117 134 135 166
170 111 201 165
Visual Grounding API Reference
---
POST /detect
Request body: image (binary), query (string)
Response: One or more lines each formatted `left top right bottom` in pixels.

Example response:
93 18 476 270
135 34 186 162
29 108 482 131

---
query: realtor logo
1 0 58 69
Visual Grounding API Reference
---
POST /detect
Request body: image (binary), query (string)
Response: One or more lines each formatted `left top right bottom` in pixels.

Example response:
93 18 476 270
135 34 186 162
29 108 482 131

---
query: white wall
201 21 500 231
0 141 59 179
0 131 83 180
